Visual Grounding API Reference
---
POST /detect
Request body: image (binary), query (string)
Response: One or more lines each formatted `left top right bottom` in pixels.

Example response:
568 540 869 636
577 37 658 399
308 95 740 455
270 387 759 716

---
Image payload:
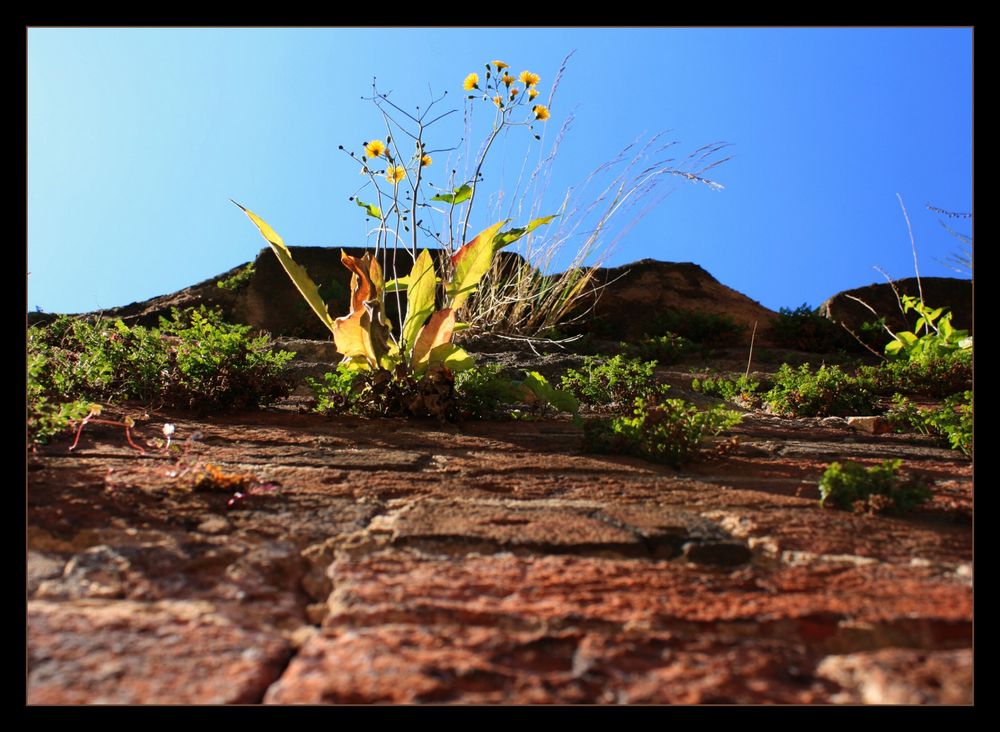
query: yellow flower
364 140 386 158
509 88 519 100
493 95 503 108
493 60 509 70
420 154 432 167
519 70 540 87
528 88 539 100
463 73 479 91
532 104 550 121
501 73 515 86
386 165 406 184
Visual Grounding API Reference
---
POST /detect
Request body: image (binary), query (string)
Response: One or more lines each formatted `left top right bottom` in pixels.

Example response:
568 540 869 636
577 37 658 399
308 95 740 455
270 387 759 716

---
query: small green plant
27 394 94 445
307 364 366 415
763 363 875 417
818 459 931 515
858 350 971 398
621 332 693 364
691 373 763 407
583 396 742 467
311 362 577 421
27 308 295 444
886 391 973 457
216 262 256 292
560 355 668 407
884 296 971 362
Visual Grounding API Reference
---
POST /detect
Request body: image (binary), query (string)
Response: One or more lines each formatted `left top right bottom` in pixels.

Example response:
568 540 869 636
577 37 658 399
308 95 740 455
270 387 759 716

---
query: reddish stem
124 425 146 455
68 414 94 452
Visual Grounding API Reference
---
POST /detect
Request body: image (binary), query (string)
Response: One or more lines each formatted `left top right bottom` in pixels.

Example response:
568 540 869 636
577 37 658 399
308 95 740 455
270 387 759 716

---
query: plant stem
745 321 757 380
461 119 504 246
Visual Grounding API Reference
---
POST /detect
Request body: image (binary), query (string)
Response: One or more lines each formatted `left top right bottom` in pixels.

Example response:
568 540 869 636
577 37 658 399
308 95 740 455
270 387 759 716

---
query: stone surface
815 648 973 705
28 600 291 704
847 416 894 435
27 400 972 705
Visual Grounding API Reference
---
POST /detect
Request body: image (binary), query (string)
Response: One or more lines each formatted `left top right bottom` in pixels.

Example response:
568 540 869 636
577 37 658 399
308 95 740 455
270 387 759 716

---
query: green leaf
431 184 473 205
453 322 470 332
401 250 437 353
885 340 904 356
384 277 409 292
897 331 919 345
233 201 336 335
427 343 475 372
447 220 506 311
355 199 382 219
522 371 579 414
493 214 559 250
939 316 954 340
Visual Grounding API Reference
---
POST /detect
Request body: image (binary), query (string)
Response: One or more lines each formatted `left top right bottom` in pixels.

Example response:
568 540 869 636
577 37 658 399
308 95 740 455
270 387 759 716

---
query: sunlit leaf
427 342 475 372
412 308 455 371
431 184 473 205
402 250 437 353
355 199 382 219
522 371 579 414
447 220 506 311
493 214 559 250
330 250 389 366
332 309 371 362
233 201 336 335
340 251 384 312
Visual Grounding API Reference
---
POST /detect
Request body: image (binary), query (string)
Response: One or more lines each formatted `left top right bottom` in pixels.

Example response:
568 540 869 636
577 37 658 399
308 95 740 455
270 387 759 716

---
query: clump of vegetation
310 362 577 421
216 262 256 292
560 355 669 407
583 396 742 467
691 373 763 408
818 459 931 515
621 332 694 365
858 350 971 398
308 363 458 419
886 391 973 457
648 309 743 346
454 364 523 418
770 303 856 353
26 394 93 445
763 363 875 417
237 57 730 414
27 307 295 443
883 296 970 362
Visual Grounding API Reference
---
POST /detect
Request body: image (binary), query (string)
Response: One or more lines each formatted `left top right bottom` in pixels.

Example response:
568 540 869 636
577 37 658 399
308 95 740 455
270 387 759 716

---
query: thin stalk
896 193 924 305
461 119 505 246
745 321 757 380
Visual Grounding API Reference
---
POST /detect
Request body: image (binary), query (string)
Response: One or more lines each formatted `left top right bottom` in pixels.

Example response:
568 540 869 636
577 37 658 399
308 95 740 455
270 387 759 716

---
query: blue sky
27 27 972 315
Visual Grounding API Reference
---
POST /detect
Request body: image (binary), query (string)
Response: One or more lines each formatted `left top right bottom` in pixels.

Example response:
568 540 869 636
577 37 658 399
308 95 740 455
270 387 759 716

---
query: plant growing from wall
818 459 930 516
235 62 563 398
583 396 742 467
